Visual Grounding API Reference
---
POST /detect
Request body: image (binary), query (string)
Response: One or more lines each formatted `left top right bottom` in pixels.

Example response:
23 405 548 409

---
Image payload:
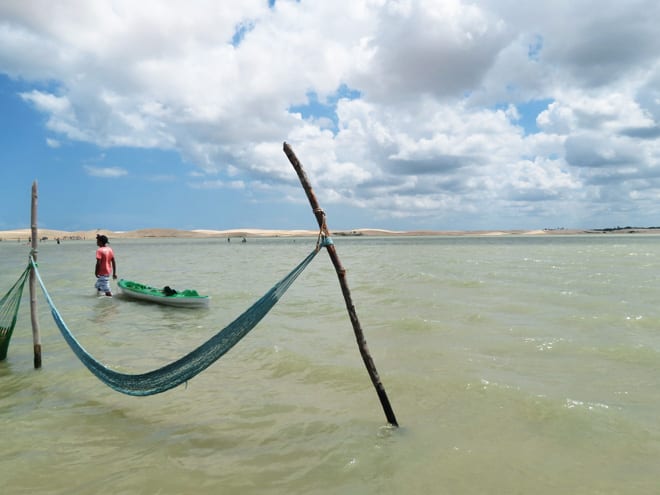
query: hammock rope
29 243 326 395
0 266 31 360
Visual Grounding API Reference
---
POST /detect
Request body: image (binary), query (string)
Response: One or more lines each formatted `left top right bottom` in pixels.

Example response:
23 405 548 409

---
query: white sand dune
0 226 650 241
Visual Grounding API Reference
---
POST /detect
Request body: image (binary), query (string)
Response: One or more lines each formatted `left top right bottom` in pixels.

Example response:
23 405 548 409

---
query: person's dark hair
96 234 109 245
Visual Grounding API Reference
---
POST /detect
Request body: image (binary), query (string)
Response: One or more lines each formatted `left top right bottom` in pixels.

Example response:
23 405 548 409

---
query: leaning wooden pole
283 142 399 427
29 181 42 369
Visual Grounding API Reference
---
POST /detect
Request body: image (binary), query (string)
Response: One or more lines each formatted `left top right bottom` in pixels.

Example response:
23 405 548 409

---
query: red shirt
96 246 115 276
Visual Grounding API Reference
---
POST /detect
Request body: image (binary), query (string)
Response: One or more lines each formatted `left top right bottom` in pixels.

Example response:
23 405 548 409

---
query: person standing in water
95 234 117 296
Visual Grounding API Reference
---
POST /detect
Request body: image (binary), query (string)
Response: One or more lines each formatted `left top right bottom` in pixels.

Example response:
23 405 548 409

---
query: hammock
29 245 323 395
0 266 31 360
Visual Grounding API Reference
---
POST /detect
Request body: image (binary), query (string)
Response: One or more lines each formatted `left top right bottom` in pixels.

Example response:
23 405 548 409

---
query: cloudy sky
1 0 659 232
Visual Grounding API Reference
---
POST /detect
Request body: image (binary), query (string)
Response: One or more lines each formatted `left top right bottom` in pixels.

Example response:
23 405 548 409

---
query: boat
117 279 210 308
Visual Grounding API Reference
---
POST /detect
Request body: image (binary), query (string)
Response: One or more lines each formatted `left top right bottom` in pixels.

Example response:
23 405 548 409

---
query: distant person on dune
95 234 117 296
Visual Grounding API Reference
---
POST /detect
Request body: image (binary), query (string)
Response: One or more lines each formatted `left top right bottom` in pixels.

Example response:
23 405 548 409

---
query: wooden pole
283 142 399 427
30 181 42 369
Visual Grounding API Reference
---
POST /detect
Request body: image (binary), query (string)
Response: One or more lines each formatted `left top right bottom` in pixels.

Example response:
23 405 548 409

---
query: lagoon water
1 234 660 494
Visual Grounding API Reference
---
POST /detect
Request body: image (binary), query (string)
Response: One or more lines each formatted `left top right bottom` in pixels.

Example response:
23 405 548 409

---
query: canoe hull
117 279 210 308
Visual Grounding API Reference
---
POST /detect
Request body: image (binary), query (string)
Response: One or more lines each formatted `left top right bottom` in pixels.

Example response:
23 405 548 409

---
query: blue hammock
0 266 31 360
30 246 321 396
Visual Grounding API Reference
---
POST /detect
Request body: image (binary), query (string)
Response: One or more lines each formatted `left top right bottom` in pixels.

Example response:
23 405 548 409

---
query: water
1 235 660 494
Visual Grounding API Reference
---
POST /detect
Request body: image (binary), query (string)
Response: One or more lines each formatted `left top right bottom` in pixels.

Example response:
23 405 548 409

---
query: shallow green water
1 235 660 494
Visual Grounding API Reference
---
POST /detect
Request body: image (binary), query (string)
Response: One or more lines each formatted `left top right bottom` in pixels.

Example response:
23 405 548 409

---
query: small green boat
118 279 210 308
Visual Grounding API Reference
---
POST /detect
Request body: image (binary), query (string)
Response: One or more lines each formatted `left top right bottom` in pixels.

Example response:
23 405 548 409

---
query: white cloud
348 0 511 102
84 165 128 178
189 179 225 190
2 0 660 228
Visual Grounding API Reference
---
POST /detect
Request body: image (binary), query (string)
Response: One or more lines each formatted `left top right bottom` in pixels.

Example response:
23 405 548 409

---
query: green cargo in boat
118 279 210 308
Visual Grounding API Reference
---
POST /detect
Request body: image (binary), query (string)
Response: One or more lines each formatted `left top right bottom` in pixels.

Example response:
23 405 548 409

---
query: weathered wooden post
283 142 399 427
30 181 42 368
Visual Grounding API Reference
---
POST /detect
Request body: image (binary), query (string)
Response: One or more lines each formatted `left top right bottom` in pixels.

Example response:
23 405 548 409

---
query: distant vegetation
594 226 660 232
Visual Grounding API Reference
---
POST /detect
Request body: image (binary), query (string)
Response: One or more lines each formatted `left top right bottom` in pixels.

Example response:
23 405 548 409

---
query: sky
1 0 660 232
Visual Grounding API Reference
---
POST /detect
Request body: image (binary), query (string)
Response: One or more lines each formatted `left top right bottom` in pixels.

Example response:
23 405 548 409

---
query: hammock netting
24 245 322 395
0 266 31 360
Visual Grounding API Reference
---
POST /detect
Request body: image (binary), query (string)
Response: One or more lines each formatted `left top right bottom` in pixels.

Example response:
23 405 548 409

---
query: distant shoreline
2 226 660 241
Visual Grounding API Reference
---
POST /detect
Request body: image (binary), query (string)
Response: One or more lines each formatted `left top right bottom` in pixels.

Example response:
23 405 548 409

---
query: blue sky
2 0 660 232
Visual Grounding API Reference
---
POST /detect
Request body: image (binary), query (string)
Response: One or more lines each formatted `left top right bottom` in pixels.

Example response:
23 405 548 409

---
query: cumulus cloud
349 0 511 102
84 165 128 178
1 0 660 228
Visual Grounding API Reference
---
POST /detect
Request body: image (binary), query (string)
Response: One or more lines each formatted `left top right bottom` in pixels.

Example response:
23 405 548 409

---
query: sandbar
1 226 657 241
